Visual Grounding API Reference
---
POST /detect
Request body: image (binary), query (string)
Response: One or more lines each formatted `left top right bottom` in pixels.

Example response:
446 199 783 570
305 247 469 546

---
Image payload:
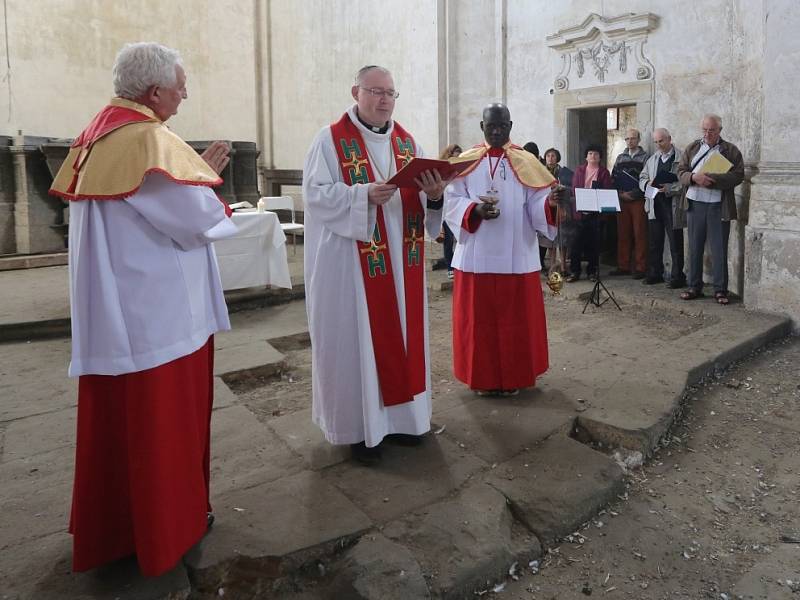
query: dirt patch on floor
501 336 800 599
229 287 720 422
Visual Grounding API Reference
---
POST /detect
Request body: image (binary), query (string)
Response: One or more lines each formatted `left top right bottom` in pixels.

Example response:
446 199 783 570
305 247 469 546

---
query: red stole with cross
330 113 426 406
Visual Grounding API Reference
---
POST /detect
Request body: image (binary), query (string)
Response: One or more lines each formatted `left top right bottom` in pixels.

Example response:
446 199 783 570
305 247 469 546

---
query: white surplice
68 173 237 377
445 155 555 274
302 105 442 447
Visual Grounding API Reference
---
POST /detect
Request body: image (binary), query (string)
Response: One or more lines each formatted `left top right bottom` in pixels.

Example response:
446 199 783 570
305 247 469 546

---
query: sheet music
575 188 598 212
597 190 621 212
575 188 620 212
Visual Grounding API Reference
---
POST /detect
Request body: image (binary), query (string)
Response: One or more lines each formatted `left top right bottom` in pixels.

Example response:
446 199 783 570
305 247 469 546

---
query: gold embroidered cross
404 227 422 253
343 154 368 173
360 237 387 261
396 148 413 166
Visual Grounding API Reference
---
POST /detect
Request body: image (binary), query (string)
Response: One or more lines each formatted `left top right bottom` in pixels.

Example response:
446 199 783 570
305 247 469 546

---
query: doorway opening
567 103 638 264
570 104 637 171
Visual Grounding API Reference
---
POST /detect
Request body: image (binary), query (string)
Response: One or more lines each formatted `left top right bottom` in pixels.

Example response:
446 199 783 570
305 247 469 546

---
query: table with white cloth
214 210 292 290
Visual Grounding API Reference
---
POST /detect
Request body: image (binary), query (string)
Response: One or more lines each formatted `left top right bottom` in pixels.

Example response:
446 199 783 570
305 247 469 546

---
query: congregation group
49 41 745 580
435 120 744 307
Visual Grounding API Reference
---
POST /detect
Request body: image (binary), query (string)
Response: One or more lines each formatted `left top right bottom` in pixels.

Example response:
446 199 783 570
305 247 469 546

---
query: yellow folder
698 152 733 174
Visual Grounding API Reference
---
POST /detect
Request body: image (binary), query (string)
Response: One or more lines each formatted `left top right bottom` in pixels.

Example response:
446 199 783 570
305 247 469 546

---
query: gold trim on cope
50 99 221 199
454 143 555 189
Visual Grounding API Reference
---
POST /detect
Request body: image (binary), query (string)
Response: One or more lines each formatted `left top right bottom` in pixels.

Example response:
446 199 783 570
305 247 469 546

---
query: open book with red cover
387 157 479 188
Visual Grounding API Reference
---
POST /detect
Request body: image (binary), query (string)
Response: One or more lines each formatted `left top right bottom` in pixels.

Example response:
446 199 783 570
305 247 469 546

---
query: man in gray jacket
676 114 744 305
639 128 685 287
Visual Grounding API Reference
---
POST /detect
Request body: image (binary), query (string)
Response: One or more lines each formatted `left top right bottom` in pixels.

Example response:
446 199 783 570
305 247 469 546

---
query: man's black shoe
207 512 215 530
384 433 424 447
431 259 447 271
643 276 663 285
632 271 646 280
666 279 687 289
608 269 630 276
351 442 382 465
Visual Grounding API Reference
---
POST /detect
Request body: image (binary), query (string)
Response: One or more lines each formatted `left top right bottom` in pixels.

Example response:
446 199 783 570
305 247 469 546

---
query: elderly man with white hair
676 114 744 305
50 42 236 576
638 128 685 287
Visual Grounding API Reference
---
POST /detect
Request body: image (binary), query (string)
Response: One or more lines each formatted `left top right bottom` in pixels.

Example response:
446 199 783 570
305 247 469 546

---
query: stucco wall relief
546 13 658 91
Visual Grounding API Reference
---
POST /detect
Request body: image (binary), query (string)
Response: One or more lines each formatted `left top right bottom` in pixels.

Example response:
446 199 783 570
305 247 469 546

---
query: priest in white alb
302 65 446 465
445 103 558 396
49 42 236 576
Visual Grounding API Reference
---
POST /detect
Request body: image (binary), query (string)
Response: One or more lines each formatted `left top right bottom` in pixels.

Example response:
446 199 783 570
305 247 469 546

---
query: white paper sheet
645 184 660 200
575 188 620 213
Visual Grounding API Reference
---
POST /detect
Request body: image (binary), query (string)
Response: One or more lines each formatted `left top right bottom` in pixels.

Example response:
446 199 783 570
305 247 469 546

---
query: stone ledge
485 435 625 546
381 482 540 599
0 252 68 271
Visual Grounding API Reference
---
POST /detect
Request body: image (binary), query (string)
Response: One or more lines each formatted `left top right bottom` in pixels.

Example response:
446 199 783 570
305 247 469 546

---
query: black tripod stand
580 211 622 314
583 268 622 313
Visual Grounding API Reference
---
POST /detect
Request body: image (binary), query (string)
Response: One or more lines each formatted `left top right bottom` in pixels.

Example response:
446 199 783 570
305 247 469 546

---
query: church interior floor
0 252 792 599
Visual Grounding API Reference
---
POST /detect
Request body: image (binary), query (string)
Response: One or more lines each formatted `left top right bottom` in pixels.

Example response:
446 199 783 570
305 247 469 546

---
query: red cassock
70 338 214 577
445 144 557 392
452 272 549 390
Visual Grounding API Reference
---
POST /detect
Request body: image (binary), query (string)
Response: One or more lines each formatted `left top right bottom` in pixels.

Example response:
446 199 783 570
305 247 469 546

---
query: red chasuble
330 113 426 406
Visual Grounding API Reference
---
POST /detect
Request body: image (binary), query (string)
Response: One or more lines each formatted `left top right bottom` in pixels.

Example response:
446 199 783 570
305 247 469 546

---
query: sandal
714 291 730 305
680 289 704 300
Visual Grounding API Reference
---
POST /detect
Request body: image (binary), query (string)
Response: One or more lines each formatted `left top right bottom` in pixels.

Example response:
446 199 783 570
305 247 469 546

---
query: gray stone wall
0 144 16 254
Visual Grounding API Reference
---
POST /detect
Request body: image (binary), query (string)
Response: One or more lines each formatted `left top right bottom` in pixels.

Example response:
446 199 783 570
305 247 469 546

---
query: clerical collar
355 111 390 134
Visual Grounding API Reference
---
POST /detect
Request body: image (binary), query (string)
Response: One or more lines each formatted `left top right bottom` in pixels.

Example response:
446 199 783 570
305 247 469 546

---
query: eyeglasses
360 86 399 99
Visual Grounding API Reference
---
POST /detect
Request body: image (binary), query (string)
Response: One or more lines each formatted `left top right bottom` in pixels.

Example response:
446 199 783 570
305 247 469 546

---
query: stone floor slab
186 471 373 572
432 389 574 464
322 435 487 523
0 445 73 549
212 376 237 410
6 533 192 600
213 339 285 380
382 482 540 599
210 405 304 495
267 407 349 470
3 407 75 459
485 435 625 546
328 533 431 600
0 338 75 422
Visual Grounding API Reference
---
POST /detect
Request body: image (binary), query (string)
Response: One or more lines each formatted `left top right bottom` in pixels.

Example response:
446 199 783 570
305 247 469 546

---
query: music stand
573 186 623 313
582 240 622 313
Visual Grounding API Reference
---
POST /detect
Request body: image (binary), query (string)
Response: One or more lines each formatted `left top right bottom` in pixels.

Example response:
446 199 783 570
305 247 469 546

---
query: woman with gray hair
50 41 235 576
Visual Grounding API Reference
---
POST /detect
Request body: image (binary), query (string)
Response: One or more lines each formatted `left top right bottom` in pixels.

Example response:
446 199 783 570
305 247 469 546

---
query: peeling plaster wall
445 0 497 150
267 0 440 169
478 1 764 160
0 0 258 142
2 1 798 325
745 0 800 328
